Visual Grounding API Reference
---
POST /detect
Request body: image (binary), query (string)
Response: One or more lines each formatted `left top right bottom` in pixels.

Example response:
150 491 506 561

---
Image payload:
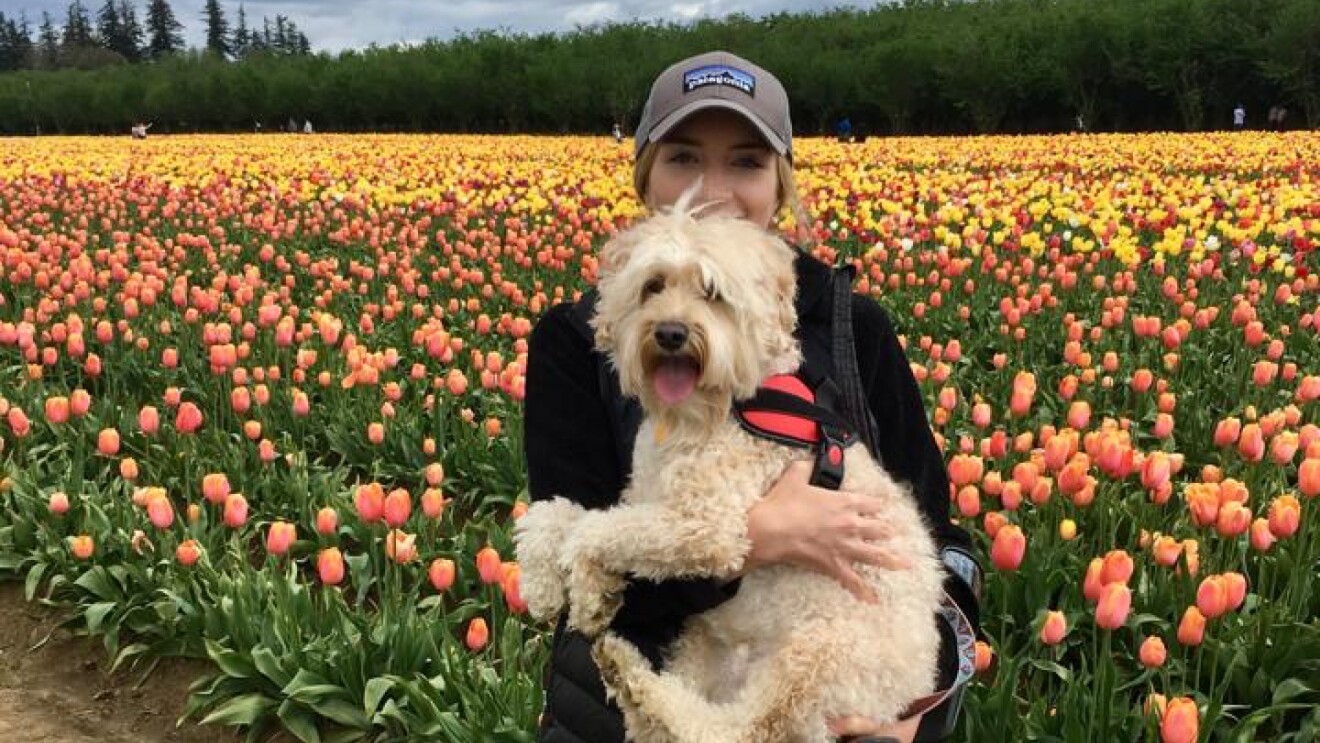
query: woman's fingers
835 562 878 604
849 540 913 571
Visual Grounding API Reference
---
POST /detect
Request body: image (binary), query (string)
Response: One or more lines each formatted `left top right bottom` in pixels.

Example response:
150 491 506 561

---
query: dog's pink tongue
654 358 697 405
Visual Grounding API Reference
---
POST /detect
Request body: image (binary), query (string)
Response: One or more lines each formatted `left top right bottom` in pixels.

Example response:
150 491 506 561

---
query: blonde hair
634 142 811 239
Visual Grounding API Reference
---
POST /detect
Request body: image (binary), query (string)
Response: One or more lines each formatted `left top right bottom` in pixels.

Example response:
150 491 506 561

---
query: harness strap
899 591 977 720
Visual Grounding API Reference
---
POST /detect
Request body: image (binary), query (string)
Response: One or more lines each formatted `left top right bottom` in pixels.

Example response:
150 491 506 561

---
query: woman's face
645 108 780 228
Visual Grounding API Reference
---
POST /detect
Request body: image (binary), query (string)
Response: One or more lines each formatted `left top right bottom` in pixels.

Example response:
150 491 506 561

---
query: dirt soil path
0 581 237 742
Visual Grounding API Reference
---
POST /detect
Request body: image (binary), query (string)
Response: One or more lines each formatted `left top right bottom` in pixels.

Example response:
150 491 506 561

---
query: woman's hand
744 460 912 602
828 713 922 742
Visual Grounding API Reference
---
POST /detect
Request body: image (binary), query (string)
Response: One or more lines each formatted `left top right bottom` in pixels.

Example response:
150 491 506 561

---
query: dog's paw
566 562 626 637
593 632 653 702
513 498 587 619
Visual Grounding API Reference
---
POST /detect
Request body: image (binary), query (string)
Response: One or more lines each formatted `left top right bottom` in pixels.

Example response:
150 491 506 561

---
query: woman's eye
642 277 665 298
734 156 767 169
667 151 698 165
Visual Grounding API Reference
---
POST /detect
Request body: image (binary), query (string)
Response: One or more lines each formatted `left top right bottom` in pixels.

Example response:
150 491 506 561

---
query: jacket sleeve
853 296 981 634
525 302 625 511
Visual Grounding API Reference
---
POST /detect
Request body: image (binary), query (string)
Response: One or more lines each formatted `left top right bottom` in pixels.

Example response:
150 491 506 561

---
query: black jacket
525 250 978 743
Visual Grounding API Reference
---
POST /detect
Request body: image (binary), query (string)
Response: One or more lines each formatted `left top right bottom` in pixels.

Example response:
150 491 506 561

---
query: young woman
525 50 981 743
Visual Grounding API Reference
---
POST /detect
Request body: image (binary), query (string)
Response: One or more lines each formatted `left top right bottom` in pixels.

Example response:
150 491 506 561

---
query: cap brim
647 99 789 156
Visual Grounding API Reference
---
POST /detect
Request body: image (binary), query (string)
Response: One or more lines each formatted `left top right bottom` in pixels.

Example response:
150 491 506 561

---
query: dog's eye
703 281 721 302
642 277 665 299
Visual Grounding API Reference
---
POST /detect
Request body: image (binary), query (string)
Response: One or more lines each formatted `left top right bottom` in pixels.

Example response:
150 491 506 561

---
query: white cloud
13 0 877 53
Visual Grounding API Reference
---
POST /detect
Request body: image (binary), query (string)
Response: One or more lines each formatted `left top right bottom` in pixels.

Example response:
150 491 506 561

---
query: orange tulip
974 640 993 672
367 422 385 445
266 521 297 556
1237 423 1265 461
1222 571 1247 611
1082 557 1105 602
1250 517 1277 551
476 546 503 583
385 529 416 563
1299 458 1320 497
48 491 70 515
318 547 345 585
44 396 70 424
97 428 120 456
1139 636 1167 668
69 389 91 417
465 617 489 650
990 525 1025 571
1141 452 1171 491
383 488 412 528
70 535 95 560
175 401 203 433
146 493 174 529
176 539 202 567
1095 583 1131 629
424 462 445 486
1213 417 1241 447
1268 495 1301 537
1177 606 1206 646
1039 610 1067 645
202 473 230 504
138 405 160 435
1196 575 1229 618
1152 536 1182 567
948 454 984 487
355 482 385 523
1100 549 1134 586
1160 697 1199 743
223 493 249 528
315 507 339 535
429 558 456 592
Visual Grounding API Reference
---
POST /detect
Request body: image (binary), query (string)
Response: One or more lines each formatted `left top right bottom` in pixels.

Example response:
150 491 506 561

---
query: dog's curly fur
516 202 945 743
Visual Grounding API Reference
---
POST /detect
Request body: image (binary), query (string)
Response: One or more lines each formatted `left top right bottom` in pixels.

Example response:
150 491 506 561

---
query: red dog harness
733 372 859 490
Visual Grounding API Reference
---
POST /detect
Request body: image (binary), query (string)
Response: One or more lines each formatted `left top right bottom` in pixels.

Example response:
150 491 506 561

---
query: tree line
0 0 1315 137
0 0 310 71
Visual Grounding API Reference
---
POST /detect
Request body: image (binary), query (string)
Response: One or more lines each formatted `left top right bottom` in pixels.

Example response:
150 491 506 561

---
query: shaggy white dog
516 203 945 743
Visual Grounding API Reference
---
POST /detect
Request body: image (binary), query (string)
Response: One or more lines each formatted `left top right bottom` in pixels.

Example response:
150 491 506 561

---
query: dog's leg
563 502 748 635
595 632 738 743
512 497 588 620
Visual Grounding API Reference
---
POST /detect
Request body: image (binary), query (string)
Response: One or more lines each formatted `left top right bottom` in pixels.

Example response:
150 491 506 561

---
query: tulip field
1 132 1318 742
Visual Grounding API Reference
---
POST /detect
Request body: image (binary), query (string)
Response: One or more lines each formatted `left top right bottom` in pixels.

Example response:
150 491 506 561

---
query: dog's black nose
654 322 688 351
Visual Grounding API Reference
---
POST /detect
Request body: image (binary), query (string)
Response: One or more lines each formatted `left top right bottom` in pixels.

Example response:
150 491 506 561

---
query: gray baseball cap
634 50 793 160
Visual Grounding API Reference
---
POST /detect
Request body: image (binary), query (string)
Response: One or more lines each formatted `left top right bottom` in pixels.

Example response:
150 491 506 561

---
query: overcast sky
9 0 873 53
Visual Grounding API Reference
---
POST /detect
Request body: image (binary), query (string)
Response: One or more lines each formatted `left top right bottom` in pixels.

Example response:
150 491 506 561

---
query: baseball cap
634 50 793 160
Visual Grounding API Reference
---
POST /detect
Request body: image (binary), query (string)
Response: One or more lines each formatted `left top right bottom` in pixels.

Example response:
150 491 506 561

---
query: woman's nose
699 167 737 214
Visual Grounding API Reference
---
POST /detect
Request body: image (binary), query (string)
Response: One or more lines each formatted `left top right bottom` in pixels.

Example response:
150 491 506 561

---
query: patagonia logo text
683 65 756 95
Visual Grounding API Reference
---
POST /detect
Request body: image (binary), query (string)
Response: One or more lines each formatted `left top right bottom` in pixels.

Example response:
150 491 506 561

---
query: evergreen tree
37 11 60 67
203 0 229 58
231 2 249 58
0 12 35 70
63 1 95 48
144 0 182 59
96 0 120 51
116 0 144 61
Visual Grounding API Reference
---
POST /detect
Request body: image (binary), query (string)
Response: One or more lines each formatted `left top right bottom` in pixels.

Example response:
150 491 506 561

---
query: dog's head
591 202 800 420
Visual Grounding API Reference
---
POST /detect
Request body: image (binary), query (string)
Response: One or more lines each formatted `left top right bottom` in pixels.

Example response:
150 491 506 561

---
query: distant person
303 119 314 134
612 121 623 144
836 115 852 142
1277 106 1288 131
1075 113 1087 133
287 117 298 133
130 122 152 139
1267 106 1280 130
1233 104 1246 130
